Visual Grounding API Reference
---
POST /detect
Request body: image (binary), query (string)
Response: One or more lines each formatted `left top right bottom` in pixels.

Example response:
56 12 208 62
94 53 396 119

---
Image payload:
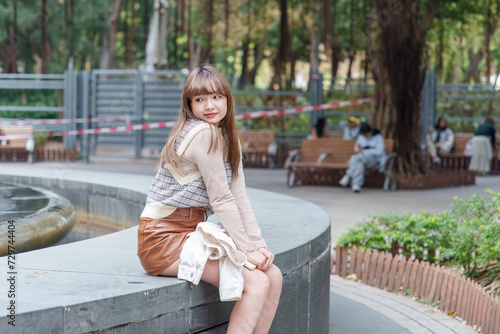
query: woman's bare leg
227 268 270 334
159 258 181 277
160 258 220 287
253 264 282 334
160 260 281 334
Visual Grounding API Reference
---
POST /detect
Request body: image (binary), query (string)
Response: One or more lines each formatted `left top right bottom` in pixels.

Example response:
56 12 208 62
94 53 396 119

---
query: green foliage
0 90 60 119
338 190 500 276
442 190 500 276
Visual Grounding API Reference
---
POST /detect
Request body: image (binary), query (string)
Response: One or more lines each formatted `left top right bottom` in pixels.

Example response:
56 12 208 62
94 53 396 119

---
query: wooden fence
332 246 500 334
0 147 78 162
35 147 78 161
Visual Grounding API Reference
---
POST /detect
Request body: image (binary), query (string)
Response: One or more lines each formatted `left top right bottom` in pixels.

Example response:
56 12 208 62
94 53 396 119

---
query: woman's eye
194 97 203 102
214 95 222 99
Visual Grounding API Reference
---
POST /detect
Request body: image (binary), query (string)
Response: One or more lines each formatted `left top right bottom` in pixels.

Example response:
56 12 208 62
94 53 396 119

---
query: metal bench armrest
316 152 330 164
380 153 397 191
267 141 278 168
285 149 300 168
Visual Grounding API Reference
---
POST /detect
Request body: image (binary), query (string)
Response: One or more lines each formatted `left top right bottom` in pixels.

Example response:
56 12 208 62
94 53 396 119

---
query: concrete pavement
2 157 489 333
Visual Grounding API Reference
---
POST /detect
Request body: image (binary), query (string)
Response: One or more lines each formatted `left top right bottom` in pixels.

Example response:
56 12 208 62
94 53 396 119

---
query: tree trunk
487 58 500 116
99 34 110 69
328 0 341 88
224 0 230 72
485 0 492 78
248 36 267 86
463 15 497 83
269 0 291 90
123 0 129 65
346 0 355 80
108 0 123 69
239 0 252 89
64 0 68 36
69 0 75 63
202 0 214 64
187 0 201 68
143 0 150 50
308 0 318 76
10 0 17 73
125 0 136 68
180 0 185 35
41 0 48 73
372 0 440 167
436 12 444 77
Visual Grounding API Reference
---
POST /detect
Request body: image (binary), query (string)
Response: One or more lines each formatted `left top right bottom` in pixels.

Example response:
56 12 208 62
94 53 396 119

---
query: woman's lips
204 113 217 118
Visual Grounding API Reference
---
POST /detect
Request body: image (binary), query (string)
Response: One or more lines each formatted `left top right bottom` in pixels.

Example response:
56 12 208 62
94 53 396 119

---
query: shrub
338 190 500 275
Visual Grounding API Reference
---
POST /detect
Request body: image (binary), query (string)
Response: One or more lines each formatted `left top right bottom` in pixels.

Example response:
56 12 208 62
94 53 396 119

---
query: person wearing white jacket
137 65 282 334
339 123 387 192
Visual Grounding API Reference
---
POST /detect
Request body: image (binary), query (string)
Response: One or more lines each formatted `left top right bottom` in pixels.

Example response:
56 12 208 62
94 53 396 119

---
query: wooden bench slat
0 125 35 162
241 130 277 168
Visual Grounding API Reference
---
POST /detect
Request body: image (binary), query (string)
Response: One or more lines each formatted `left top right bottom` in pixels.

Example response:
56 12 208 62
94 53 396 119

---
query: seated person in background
468 116 496 174
339 123 386 193
427 116 454 163
0 128 6 146
308 117 328 139
342 116 360 140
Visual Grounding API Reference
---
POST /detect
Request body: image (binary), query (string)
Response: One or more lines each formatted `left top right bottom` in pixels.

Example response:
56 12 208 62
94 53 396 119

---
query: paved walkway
3 157 492 333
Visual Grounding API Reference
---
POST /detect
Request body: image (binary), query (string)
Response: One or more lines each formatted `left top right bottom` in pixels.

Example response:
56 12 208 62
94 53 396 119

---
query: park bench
436 132 500 174
241 130 278 168
0 125 35 162
286 137 397 191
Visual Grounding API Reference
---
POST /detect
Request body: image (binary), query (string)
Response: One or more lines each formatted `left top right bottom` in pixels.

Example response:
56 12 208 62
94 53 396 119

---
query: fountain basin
0 183 76 256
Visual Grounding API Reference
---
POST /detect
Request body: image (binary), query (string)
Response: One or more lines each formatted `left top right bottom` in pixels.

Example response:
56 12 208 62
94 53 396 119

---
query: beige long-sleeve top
141 120 267 253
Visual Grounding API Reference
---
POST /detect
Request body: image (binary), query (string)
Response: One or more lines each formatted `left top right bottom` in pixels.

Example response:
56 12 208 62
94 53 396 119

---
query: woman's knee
244 269 271 296
266 265 283 292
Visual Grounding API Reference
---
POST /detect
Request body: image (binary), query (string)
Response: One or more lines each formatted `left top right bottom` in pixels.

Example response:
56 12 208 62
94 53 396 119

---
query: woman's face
190 93 228 127
439 118 446 128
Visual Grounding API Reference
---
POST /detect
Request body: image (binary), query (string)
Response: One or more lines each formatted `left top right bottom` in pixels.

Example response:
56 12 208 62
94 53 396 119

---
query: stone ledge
0 170 331 333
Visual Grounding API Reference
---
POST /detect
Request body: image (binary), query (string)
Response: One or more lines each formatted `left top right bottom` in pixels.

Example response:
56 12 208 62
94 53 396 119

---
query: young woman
427 116 454 163
137 65 282 333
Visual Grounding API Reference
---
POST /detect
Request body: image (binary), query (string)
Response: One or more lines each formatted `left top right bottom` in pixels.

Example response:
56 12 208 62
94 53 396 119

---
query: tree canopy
1 0 498 88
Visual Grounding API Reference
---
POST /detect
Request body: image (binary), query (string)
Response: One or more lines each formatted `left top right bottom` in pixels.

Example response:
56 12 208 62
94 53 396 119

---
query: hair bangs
186 70 227 100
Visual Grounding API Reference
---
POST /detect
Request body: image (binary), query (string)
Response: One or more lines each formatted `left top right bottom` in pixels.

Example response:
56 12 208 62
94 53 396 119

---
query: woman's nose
205 99 214 109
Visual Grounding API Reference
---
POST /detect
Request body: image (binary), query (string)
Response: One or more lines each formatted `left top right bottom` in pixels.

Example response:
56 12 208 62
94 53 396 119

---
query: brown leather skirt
137 207 206 276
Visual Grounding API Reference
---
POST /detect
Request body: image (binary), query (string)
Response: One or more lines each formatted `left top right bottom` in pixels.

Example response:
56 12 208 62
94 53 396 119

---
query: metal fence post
309 72 324 130
81 70 90 162
91 70 98 157
63 69 78 149
431 71 437 126
134 71 144 158
421 69 430 151
71 70 78 149
63 70 71 149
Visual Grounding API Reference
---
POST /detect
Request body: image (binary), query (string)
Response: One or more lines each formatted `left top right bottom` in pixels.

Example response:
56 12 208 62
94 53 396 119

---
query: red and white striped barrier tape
0 116 134 126
0 97 374 139
235 97 374 120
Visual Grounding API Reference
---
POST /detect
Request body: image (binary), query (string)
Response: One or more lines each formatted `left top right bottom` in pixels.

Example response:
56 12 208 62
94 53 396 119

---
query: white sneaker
352 185 361 193
432 156 441 164
339 174 351 187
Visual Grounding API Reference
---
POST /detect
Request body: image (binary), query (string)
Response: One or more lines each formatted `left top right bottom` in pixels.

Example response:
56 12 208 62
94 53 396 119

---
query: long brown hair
157 65 241 176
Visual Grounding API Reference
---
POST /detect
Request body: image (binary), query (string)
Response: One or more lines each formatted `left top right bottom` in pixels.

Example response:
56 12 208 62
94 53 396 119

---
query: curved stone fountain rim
0 166 331 333
0 184 76 255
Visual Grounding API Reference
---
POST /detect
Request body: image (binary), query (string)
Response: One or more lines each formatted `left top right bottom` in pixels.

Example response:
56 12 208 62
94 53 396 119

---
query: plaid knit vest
146 119 232 214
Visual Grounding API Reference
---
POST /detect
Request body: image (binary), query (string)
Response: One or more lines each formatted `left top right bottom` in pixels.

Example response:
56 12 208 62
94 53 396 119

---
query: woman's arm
441 129 454 153
230 157 267 250
184 128 255 253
